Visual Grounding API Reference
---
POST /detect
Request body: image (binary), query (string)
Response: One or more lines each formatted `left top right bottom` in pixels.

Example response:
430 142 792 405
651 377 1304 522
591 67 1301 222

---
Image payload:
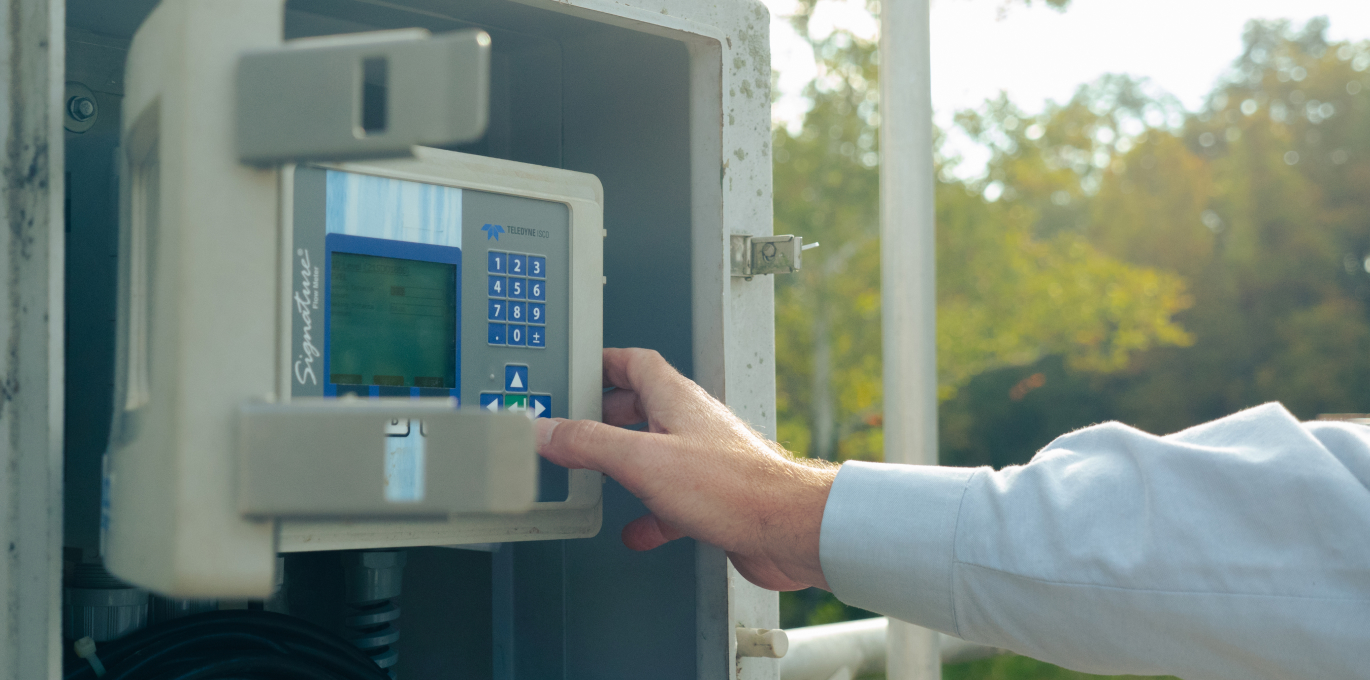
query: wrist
776 460 838 590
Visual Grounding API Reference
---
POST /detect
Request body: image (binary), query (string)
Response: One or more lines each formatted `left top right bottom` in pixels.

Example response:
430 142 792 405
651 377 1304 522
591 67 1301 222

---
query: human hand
534 348 835 592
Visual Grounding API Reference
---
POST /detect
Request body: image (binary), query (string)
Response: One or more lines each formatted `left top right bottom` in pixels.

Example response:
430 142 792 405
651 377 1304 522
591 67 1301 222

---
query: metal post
879 0 940 679
0 0 64 678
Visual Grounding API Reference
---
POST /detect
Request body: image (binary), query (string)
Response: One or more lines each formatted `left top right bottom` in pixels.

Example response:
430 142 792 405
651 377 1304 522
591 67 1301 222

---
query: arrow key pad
494 364 551 419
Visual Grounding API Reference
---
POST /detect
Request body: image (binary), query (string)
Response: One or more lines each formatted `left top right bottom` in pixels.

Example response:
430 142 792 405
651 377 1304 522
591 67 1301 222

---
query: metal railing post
879 0 940 678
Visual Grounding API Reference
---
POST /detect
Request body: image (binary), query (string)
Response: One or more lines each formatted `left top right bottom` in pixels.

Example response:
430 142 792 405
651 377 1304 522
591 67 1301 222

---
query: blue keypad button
528 326 546 348
487 299 507 321
488 275 506 298
508 254 527 277
529 256 546 278
528 279 545 301
505 365 529 392
508 324 527 347
508 301 527 323
487 251 506 274
530 394 552 419
479 393 502 412
528 303 545 325
487 323 506 345
508 277 526 299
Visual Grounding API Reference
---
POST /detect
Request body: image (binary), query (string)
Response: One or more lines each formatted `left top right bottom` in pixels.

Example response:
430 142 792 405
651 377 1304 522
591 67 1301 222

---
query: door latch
731 234 818 279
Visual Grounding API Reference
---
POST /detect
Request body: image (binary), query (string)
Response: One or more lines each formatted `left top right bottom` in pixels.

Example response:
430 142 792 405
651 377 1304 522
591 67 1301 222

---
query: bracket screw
67 96 96 122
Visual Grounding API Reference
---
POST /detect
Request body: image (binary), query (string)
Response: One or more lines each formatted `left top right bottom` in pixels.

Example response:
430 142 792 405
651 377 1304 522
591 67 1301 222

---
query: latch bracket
731 234 811 279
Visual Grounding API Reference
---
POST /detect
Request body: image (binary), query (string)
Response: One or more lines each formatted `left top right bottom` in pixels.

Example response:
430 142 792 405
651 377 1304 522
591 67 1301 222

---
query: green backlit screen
329 252 457 388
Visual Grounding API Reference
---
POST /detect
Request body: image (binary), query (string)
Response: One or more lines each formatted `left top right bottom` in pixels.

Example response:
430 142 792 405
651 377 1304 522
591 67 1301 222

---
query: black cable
105 631 290 680
64 611 390 680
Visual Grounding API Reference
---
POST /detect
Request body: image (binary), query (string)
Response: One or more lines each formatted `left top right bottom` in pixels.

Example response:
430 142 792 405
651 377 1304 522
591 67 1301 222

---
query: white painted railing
779 618 1006 680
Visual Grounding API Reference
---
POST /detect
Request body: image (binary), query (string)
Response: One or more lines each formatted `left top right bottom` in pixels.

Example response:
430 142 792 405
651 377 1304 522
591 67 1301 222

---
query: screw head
761 242 778 260
67 96 96 122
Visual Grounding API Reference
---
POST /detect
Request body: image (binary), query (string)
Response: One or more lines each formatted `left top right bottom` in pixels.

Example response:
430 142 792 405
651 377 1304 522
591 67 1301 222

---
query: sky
764 0 1370 160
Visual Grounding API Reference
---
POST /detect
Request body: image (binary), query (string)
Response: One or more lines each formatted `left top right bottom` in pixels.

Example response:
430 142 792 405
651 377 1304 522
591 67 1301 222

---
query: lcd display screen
329 252 457 388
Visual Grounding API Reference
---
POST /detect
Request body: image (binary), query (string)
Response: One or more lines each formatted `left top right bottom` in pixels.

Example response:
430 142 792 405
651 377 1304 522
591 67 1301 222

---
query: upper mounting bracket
236 28 491 165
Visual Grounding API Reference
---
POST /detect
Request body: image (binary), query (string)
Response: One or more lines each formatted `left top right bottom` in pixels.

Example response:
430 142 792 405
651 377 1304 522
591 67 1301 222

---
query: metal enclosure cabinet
50 0 782 678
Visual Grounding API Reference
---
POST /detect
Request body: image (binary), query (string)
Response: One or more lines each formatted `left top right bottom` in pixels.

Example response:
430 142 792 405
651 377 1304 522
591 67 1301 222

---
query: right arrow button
530 394 552 419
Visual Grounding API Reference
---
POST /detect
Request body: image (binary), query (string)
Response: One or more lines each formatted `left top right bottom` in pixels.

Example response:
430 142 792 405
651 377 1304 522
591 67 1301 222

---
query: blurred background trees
774 12 1370 678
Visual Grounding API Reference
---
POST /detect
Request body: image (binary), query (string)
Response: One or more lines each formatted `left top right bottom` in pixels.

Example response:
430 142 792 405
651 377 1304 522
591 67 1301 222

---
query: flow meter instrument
101 0 604 598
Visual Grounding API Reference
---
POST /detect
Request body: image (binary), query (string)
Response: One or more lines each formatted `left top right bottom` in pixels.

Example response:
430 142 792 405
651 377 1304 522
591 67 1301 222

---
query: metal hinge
730 234 818 279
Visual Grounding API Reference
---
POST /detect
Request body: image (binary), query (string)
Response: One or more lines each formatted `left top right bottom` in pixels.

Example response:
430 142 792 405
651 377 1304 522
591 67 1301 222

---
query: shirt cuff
819 461 980 635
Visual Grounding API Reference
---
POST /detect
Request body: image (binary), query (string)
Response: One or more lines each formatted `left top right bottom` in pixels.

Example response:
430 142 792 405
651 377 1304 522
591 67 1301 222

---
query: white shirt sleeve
819 402 1370 680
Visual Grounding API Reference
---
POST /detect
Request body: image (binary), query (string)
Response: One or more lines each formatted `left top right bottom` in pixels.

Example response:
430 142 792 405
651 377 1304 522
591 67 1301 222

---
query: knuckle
628 347 664 368
556 419 600 452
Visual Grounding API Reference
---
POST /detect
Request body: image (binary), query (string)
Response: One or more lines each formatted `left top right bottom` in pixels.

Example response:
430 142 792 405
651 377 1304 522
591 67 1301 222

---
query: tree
940 19 1370 471
773 36 1192 463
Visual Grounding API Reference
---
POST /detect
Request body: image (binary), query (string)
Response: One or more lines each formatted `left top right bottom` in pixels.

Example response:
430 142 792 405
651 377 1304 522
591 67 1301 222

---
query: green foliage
773 34 884 461
939 19 1370 464
860 647 1182 680
935 191 1193 397
779 589 879 629
773 36 1191 461
942 655 1178 680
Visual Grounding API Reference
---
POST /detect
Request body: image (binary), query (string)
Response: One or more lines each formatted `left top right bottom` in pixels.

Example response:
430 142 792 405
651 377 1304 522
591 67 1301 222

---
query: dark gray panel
562 32 694 377
489 22 699 679
398 548 495 679
562 29 698 680
66 0 158 39
493 541 566 680
64 33 129 553
566 483 698 680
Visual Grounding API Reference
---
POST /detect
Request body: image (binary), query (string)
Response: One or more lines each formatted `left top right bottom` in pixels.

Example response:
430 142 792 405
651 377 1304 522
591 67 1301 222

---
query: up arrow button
504 365 529 393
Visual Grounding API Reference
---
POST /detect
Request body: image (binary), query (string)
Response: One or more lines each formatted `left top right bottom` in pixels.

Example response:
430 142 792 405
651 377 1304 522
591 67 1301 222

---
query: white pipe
879 0 940 678
778 618 1005 680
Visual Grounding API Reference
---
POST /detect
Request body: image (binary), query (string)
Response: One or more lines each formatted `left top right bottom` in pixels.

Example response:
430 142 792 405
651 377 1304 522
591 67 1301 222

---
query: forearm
820 403 1370 680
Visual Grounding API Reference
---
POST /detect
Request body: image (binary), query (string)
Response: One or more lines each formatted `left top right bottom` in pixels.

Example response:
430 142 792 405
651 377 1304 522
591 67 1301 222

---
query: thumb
535 417 659 484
